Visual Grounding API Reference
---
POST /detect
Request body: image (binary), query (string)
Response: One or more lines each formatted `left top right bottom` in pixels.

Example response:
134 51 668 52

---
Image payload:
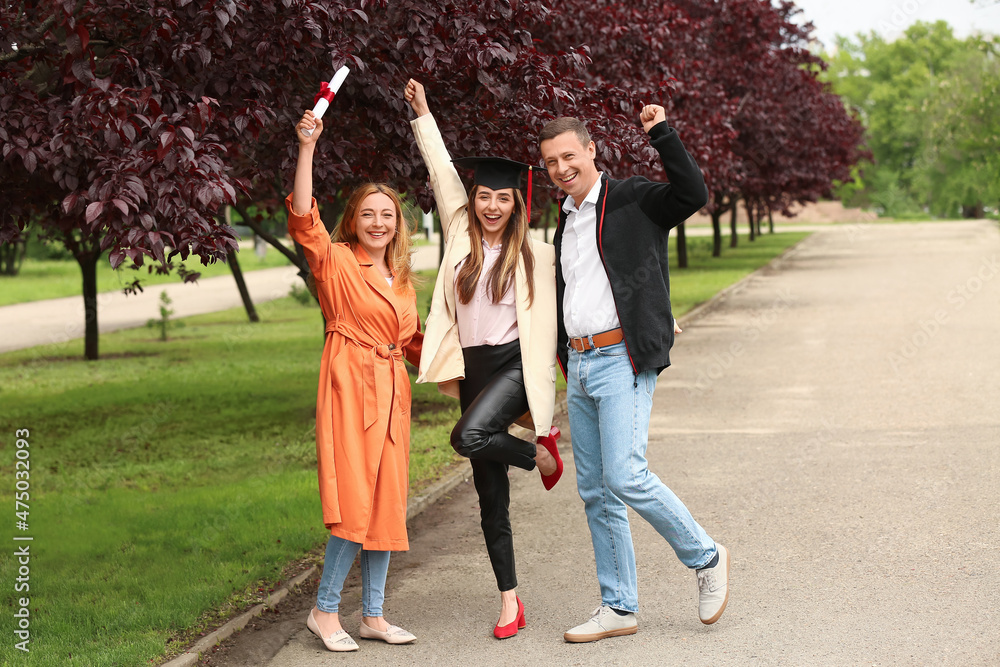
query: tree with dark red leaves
533 0 865 259
0 0 372 359
530 0 736 266
216 1 611 307
2 0 866 362
675 0 866 252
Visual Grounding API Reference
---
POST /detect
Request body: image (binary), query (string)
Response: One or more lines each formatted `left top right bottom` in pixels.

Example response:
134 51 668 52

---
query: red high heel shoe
537 426 563 491
493 596 525 639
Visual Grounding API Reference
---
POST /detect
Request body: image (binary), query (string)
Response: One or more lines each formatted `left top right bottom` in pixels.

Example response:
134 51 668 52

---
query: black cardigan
553 120 709 376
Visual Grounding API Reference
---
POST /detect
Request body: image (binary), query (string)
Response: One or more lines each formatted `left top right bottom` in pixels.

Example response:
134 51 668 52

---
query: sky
788 0 1000 49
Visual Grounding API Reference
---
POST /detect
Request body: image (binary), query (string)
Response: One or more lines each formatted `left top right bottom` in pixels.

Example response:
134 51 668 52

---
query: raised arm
635 104 709 231
292 111 322 216
286 111 336 281
404 79 470 239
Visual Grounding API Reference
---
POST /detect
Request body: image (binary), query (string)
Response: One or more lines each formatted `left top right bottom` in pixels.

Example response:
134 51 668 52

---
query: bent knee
450 424 485 458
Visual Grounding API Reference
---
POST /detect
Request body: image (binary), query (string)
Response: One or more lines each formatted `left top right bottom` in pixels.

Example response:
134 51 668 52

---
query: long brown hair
456 185 535 307
331 183 418 292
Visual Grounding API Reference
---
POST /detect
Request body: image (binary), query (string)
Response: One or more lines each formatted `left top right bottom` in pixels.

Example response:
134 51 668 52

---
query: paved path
238 220 998 666
0 225 830 355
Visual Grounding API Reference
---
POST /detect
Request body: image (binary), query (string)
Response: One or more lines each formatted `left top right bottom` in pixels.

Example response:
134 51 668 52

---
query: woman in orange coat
288 110 422 652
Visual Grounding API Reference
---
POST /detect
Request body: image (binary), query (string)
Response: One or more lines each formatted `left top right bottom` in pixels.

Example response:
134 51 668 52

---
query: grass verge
0 232 805 665
669 232 810 316
0 245 294 307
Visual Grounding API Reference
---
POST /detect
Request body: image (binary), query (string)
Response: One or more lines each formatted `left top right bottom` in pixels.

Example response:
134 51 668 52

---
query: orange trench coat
286 194 422 551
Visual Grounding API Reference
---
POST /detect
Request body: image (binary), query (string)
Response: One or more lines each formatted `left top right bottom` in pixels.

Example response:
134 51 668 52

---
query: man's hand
404 79 430 117
640 104 666 133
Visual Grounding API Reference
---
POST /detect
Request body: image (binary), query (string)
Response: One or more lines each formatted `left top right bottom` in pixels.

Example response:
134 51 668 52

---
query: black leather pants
455 340 536 592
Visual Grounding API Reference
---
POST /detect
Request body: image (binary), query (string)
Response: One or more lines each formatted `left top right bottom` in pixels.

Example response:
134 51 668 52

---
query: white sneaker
563 605 638 643
697 543 730 624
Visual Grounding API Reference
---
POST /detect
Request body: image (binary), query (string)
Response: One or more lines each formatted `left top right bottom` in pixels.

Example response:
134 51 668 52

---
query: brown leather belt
569 327 624 352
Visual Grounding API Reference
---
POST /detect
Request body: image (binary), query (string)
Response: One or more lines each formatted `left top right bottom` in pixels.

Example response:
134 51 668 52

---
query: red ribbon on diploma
314 82 336 106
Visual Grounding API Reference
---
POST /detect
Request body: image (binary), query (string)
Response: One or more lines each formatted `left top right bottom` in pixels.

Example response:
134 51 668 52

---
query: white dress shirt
454 239 519 348
560 175 620 338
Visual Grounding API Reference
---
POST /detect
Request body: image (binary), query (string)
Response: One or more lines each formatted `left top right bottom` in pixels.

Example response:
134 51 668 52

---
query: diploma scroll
302 66 350 137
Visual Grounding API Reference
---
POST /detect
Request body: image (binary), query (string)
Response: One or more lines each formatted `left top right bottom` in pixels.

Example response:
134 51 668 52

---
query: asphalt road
202 220 999 666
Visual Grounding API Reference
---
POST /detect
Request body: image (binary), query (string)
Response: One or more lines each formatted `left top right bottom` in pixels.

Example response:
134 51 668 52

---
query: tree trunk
730 198 739 248
747 200 756 242
222 207 259 323
768 208 774 234
232 202 303 268
961 203 984 219
0 238 26 275
75 246 101 361
227 249 259 322
675 222 688 269
711 212 722 257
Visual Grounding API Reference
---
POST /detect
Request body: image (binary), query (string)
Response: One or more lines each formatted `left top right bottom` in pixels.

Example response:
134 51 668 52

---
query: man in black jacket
538 105 729 643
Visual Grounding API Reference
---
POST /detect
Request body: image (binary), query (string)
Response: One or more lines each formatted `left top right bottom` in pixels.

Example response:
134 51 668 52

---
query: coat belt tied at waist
326 316 406 445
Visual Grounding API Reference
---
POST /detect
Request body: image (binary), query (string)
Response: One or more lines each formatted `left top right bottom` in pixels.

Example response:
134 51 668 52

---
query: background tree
1 0 373 358
915 34 1000 217
3 0 871 365
826 21 997 218
531 0 737 265
532 0 865 259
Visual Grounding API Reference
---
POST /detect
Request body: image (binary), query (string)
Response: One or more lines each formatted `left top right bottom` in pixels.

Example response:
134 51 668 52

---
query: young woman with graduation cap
404 79 562 639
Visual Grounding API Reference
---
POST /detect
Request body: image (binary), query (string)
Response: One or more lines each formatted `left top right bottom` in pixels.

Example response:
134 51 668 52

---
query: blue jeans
567 341 716 612
315 535 390 616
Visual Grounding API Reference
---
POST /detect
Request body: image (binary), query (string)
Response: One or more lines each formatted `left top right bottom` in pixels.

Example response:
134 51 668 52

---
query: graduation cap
452 156 538 222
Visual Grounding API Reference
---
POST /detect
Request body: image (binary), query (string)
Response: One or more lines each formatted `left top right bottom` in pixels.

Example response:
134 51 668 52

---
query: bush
288 282 313 306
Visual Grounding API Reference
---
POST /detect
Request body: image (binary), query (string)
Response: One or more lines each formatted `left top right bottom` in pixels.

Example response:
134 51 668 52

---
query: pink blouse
454 240 519 348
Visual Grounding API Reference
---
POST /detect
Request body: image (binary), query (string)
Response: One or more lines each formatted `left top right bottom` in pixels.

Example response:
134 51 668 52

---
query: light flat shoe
563 605 637 643
359 621 417 644
306 609 359 652
697 543 730 624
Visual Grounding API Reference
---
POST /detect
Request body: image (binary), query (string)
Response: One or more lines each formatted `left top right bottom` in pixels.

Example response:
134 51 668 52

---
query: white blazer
410 113 558 437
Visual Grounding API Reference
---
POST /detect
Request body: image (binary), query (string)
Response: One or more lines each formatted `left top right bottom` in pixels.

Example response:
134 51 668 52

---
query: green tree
917 36 1000 217
825 21 997 218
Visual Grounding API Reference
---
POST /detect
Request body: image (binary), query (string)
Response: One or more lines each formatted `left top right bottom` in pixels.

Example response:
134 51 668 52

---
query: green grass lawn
669 233 809 317
0 245 294 307
0 232 805 666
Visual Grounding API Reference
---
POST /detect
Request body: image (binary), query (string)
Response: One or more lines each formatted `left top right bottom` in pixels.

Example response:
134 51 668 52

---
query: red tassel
526 166 533 225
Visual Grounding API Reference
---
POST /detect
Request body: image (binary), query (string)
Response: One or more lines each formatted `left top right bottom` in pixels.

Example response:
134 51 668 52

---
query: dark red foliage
2 0 866 268
531 0 740 194
532 0 866 225
262 1 603 219
1 0 378 269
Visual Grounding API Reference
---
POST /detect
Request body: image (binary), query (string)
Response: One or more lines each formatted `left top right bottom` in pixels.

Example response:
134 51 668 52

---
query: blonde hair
456 185 535 307
331 183 418 292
